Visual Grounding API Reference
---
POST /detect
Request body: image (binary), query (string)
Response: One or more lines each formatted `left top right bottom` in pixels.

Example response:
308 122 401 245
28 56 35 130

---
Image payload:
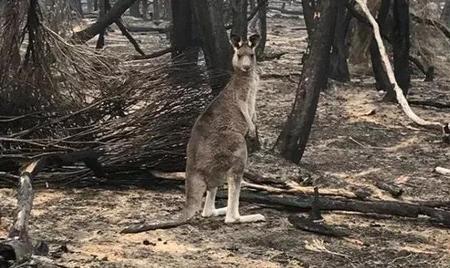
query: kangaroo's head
230 34 260 73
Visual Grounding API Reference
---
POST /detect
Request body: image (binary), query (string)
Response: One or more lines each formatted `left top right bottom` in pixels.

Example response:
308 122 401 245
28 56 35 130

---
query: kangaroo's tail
120 172 206 234
183 171 206 220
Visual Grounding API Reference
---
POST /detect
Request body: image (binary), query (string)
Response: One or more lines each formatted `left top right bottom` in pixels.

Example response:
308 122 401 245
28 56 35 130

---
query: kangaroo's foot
202 207 227 217
225 214 266 224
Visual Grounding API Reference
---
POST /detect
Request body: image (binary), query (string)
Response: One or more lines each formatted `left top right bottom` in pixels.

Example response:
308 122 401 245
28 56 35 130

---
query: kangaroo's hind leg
224 174 265 223
202 187 227 217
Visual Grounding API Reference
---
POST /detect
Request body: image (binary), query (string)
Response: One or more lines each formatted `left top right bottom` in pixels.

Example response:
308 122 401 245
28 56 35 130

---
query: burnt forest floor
1 16 450 268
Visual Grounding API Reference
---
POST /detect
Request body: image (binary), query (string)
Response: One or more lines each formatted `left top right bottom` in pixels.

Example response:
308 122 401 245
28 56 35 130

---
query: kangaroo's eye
237 55 242 59
250 54 255 58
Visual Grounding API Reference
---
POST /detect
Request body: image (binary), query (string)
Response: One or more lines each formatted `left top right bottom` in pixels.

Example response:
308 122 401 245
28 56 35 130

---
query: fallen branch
409 100 450 109
115 19 146 56
129 47 173 60
149 170 362 199
288 215 348 237
71 0 138 43
258 51 289 61
354 0 449 135
435 167 450 176
410 12 450 40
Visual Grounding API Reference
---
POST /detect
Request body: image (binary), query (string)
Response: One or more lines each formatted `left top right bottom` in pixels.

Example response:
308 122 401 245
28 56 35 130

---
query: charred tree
153 0 161 22
170 0 199 64
275 0 338 164
142 0 149 20
231 0 248 37
329 0 350 82
87 0 94 13
70 0 84 17
255 0 267 59
192 0 232 95
385 0 410 101
302 0 320 38
369 0 391 92
442 0 450 28
0 0 28 78
163 0 172 20
249 0 255 10
96 0 107 49
130 0 141 17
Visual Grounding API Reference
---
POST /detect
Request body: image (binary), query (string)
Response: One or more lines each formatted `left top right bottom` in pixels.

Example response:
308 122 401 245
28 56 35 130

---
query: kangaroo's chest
246 77 258 117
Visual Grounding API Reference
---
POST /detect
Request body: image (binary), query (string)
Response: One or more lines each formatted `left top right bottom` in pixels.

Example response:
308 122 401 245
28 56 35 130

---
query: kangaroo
121 33 264 233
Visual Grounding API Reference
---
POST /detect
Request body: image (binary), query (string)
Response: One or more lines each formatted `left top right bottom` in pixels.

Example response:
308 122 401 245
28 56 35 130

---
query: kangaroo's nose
242 65 251 71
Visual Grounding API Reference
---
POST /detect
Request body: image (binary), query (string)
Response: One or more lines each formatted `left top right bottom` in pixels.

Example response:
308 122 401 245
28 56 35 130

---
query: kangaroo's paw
225 214 265 224
202 207 228 218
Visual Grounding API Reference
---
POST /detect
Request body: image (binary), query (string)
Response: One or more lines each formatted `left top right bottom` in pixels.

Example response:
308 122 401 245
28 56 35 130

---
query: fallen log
216 190 450 227
373 181 403 198
130 47 173 60
71 0 139 43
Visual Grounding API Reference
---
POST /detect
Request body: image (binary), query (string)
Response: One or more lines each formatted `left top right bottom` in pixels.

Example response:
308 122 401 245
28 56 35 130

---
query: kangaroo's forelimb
239 100 256 137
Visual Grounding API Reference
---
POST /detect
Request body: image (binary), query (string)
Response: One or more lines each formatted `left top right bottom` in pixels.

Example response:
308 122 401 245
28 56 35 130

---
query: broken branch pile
0 0 212 186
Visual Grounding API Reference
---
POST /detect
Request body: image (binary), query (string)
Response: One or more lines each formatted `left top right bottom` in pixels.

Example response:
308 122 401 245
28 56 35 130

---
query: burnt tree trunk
96 0 107 49
171 0 199 64
442 0 450 28
302 0 320 38
153 0 161 21
369 0 391 92
142 0 149 20
255 0 267 59
130 0 141 17
87 0 94 12
163 0 172 20
249 0 255 10
192 0 232 95
0 0 27 78
329 0 350 82
72 0 138 43
70 0 84 16
231 0 248 37
385 0 410 101
94 0 98 10
275 0 338 163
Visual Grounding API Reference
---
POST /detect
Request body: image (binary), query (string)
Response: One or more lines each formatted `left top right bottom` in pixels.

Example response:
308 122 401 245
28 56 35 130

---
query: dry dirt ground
1 16 450 267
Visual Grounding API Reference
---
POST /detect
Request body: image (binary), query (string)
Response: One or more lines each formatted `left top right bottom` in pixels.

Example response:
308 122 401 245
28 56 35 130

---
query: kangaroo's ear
230 34 242 49
248 34 261 48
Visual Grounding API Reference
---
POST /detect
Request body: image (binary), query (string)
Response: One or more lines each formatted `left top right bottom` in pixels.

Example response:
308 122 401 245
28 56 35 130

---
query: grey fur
183 34 265 223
